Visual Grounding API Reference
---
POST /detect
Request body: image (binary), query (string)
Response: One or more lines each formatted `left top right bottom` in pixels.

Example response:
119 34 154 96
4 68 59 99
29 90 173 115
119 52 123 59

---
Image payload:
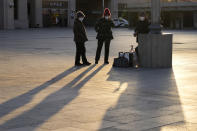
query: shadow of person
0 64 105 131
0 66 78 119
99 68 185 131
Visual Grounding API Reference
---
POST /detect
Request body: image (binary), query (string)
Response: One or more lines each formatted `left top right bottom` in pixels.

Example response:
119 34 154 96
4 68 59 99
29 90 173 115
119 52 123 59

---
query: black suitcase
113 52 130 68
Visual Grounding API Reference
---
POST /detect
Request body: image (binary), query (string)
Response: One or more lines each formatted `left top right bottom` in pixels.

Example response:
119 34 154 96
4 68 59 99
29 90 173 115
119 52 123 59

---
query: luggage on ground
113 52 130 67
113 45 139 68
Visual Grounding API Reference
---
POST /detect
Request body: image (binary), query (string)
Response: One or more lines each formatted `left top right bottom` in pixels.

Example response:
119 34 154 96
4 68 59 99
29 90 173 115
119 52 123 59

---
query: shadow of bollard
99 67 184 131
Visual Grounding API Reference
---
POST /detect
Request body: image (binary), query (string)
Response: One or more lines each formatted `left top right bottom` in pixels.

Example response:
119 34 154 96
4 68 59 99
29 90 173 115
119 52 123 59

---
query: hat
103 8 111 16
76 11 85 18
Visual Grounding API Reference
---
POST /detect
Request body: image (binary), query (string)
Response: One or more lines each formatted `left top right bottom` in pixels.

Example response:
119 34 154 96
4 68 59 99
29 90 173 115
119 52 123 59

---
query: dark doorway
183 12 194 28
42 0 68 27
14 0 18 20
161 12 171 29
27 1 31 27
76 0 111 26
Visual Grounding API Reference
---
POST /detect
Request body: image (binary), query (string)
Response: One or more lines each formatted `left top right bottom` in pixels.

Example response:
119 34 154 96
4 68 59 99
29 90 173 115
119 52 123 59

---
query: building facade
0 0 118 29
0 0 43 29
118 0 197 29
1 0 197 29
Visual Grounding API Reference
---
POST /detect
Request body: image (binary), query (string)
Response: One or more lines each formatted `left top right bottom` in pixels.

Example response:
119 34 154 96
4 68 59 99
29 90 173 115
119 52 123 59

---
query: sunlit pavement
0 28 197 131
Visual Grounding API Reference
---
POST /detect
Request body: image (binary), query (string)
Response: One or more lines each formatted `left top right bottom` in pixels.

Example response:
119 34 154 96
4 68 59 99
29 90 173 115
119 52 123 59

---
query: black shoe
83 62 91 66
95 61 98 64
75 63 83 66
104 61 109 64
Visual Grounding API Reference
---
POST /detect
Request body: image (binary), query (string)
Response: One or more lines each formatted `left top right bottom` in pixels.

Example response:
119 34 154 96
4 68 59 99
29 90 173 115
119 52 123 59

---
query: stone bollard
138 34 173 68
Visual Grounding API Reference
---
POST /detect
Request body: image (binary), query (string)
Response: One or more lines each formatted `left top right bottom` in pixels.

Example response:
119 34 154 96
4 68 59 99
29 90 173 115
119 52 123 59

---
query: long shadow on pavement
99 68 184 131
0 64 105 131
0 66 78 118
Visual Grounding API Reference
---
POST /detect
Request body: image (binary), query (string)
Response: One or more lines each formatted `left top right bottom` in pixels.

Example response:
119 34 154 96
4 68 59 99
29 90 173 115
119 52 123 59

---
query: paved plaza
0 28 197 131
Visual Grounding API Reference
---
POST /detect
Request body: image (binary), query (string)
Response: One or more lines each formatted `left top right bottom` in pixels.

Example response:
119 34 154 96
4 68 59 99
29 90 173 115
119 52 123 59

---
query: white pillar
15 0 28 29
0 0 15 29
111 0 118 19
68 0 76 27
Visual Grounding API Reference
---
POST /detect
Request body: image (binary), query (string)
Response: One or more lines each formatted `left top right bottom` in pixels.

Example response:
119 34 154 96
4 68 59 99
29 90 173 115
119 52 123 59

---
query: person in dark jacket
134 12 150 56
134 12 150 42
73 11 91 66
95 8 114 64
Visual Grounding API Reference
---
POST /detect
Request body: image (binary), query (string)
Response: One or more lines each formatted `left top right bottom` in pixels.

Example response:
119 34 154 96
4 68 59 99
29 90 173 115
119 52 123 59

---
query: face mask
139 17 145 21
79 17 84 22
105 16 109 20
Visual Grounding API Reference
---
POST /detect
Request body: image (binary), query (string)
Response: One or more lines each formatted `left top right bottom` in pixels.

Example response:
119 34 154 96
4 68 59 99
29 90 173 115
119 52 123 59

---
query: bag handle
119 52 124 57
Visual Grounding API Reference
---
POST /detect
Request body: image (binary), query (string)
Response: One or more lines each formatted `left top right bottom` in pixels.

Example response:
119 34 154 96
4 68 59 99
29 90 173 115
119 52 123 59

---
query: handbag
113 52 130 68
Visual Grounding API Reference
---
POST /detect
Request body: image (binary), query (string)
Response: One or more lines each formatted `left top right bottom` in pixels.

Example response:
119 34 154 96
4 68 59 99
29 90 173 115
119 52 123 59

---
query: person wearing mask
134 12 150 56
95 8 114 64
73 11 91 66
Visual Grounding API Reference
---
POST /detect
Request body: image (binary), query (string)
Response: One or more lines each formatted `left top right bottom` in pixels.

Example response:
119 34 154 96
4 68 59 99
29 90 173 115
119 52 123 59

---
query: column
0 0 15 29
149 0 161 33
175 17 179 29
0 0 4 29
193 12 197 29
110 0 118 19
180 13 184 29
151 0 161 25
29 0 43 28
15 0 28 29
179 13 183 30
68 0 76 27
34 0 43 27
138 0 173 68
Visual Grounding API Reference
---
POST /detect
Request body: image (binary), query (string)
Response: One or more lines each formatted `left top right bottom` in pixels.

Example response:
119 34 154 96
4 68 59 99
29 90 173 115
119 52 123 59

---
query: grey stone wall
68 0 76 27
0 0 4 29
0 0 15 29
28 0 43 28
138 34 173 68
14 0 28 29
34 0 43 27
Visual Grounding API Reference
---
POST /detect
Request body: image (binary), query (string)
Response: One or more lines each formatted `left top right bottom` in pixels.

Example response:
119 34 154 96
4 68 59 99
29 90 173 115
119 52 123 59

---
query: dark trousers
95 39 111 62
135 46 139 57
75 42 87 64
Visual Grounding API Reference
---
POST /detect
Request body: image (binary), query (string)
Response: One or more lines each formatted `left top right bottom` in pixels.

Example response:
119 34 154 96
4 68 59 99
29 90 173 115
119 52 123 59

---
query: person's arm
73 21 77 36
146 21 150 33
110 19 115 28
95 19 100 32
82 25 88 41
134 24 138 37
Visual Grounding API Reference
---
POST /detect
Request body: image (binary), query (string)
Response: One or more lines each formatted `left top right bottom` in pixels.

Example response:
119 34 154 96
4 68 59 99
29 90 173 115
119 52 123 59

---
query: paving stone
99 127 129 131
115 119 164 131
53 127 87 131
146 122 197 131
4 127 49 131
